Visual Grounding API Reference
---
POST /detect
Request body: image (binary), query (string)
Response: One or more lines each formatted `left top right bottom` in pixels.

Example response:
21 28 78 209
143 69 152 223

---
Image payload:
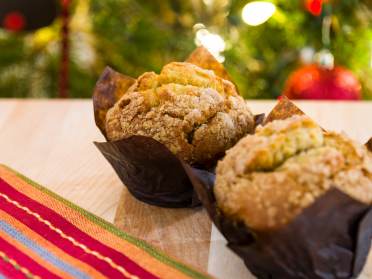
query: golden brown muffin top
105 62 254 165
126 62 237 104
215 115 372 231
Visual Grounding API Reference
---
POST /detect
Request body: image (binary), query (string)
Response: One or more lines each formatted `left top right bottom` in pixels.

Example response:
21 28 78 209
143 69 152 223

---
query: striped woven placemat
0 164 211 279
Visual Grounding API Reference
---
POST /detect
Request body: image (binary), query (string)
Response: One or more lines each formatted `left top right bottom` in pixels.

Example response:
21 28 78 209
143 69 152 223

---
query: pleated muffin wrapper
94 116 264 208
184 97 372 279
93 47 264 208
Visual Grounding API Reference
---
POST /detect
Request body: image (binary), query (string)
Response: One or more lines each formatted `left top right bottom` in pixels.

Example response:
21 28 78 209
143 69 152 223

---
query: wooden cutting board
114 187 212 272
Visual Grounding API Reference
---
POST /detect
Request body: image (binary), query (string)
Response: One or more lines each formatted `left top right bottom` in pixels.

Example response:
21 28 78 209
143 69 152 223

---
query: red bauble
0 0 57 31
283 64 361 100
3 11 25 31
305 0 323 16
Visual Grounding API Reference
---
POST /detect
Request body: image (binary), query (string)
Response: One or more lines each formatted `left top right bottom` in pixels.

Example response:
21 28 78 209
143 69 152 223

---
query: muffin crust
215 115 372 231
106 62 255 165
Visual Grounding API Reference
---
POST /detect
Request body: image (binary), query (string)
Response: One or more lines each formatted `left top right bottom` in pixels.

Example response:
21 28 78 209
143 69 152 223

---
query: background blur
0 0 371 99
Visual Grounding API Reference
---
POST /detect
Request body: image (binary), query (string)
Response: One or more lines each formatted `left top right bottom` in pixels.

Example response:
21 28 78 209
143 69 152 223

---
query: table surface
1 99 371 279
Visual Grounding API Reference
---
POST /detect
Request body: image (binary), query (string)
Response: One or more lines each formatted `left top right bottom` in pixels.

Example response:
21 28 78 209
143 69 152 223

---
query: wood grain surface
114 188 212 271
0 99 371 279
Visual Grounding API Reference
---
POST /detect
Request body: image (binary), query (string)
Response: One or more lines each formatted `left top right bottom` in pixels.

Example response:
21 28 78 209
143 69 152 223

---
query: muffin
215 115 372 231
105 61 255 165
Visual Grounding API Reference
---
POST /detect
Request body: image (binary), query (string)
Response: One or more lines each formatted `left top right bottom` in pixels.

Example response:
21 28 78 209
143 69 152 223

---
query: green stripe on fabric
2 165 210 279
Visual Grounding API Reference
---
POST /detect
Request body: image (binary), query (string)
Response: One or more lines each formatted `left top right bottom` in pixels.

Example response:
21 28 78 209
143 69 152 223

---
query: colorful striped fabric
0 165 211 279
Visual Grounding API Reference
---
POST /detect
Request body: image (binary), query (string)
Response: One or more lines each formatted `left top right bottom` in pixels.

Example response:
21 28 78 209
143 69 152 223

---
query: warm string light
194 23 226 62
193 1 277 62
241 1 276 26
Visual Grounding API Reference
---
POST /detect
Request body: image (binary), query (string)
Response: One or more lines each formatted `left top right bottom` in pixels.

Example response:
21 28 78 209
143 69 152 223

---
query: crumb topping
105 62 254 165
215 115 372 231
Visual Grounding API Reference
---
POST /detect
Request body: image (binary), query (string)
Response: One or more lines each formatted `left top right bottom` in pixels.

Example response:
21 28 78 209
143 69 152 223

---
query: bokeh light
242 1 276 26
194 25 226 62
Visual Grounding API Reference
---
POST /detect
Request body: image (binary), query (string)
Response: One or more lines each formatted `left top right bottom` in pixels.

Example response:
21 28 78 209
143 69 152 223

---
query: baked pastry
215 115 372 231
105 62 255 165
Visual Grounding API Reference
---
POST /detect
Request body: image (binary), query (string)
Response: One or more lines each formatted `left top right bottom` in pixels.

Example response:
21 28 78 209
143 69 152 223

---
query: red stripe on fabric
0 236 60 278
0 196 125 279
0 253 26 279
0 178 158 279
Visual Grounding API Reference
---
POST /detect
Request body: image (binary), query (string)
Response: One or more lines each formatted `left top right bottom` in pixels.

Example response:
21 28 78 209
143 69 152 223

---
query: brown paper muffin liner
94 113 264 207
186 165 372 279
94 135 201 207
184 98 372 278
93 66 135 138
93 47 263 207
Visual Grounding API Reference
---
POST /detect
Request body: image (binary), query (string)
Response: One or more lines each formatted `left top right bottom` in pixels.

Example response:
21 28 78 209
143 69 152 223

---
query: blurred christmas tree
0 0 99 98
0 0 371 99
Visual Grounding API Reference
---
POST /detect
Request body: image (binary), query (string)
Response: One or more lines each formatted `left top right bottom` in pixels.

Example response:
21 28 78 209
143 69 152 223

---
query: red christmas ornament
3 11 25 31
305 0 322 16
0 0 57 32
283 64 361 100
